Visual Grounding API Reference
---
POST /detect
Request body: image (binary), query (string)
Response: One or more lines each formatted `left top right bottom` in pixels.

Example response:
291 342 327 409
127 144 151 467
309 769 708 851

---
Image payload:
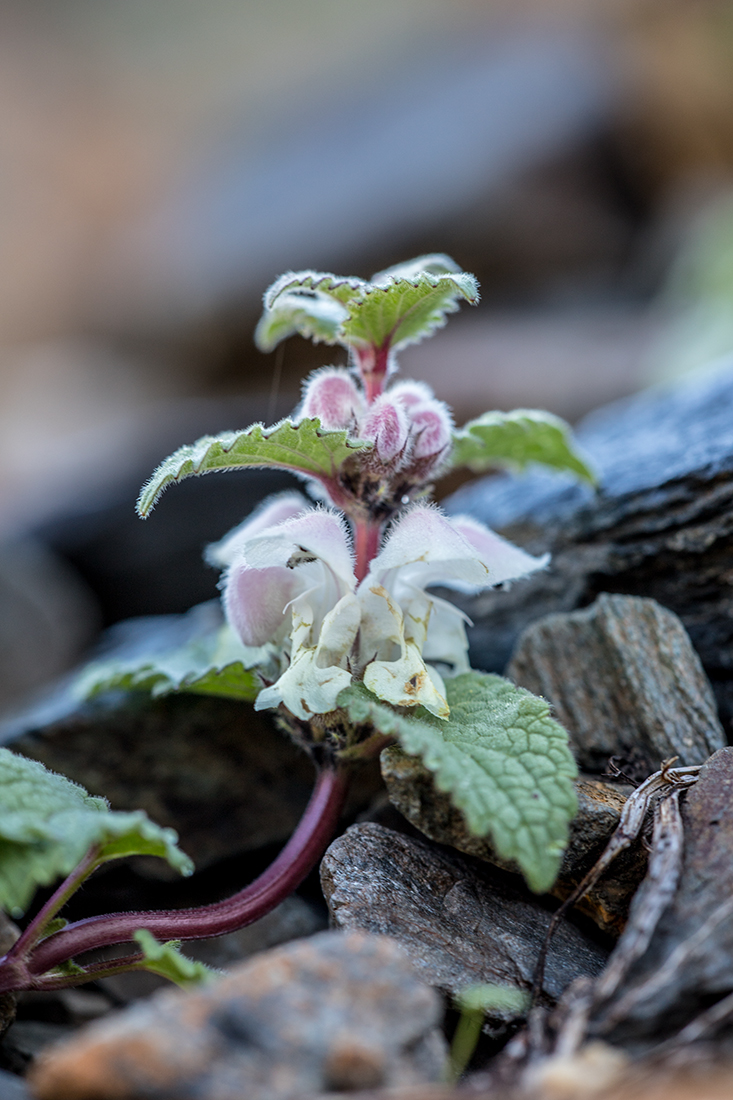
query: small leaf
455 983 529 1015
255 270 365 351
340 673 577 893
341 270 479 352
132 930 219 989
0 749 193 916
76 622 272 703
137 418 369 516
450 409 595 483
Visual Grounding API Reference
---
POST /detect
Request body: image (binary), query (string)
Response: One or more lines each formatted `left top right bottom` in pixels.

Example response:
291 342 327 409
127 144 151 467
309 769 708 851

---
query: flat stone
507 594 725 776
1 606 381 871
597 747 733 1044
380 747 642 935
445 361 733 733
29 931 446 1100
321 823 608 1029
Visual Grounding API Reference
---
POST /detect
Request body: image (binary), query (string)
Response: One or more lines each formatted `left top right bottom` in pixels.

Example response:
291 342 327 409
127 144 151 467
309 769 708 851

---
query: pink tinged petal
449 515 550 586
299 368 365 429
389 379 436 408
368 505 490 589
224 563 298 646
409 400 453 458
243 509 356 589
206 492 308 568
359 396 409 462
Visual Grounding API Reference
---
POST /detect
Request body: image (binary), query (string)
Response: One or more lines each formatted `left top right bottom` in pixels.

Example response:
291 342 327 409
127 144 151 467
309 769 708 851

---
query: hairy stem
0 765 348 992
9 846 103 962
354 519 382 582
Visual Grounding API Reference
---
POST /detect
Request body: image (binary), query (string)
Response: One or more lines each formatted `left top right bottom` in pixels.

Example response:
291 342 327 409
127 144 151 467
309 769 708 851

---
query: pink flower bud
299 368 364 429
360 396 409 462
409 399 453 458
389 380 436 409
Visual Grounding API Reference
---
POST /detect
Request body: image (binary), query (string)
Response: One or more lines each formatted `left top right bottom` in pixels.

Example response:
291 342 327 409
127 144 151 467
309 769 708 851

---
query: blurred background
4 0 733 713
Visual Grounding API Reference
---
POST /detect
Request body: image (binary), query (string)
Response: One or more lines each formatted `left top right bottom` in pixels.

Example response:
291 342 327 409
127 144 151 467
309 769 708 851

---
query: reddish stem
354 519 382 582
357 345 391 403
0 765 348 991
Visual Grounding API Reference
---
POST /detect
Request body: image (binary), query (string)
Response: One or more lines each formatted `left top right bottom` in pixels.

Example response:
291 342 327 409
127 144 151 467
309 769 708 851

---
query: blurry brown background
4 0 733 713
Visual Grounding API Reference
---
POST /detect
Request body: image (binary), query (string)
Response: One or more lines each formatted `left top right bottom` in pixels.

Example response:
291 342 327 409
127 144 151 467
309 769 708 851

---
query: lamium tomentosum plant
0 255 594 995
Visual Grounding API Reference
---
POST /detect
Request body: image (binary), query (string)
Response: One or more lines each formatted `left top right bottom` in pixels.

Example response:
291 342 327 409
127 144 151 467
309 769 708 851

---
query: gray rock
0 1068 31 1100
380 746 642 935
321 823 608 1028
595 747 733 1045
29 931 446 1100
507 594 725 776
445 361 733 733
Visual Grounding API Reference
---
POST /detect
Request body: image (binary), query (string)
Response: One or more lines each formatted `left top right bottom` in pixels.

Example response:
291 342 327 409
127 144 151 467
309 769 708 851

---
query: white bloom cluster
208 495 548 721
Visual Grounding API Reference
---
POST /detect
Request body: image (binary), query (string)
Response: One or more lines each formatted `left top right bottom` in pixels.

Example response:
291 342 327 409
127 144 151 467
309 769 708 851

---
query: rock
0 607 382 871
0 1068 31 1099
593 747 733 1045
321 823 608 1029
29 931 446 1100
445 361 733 733
380 747 643 935
98 894 327 1002
507 594 725 777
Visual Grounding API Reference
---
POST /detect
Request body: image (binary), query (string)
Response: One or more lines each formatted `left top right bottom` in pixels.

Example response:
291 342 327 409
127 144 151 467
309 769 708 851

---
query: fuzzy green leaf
137 418 369 516
132 930 219 989
341 270 479 352
76 623 271 703
0 749 192 916
450 409 595 483
339 673 577 893
255 270 365 351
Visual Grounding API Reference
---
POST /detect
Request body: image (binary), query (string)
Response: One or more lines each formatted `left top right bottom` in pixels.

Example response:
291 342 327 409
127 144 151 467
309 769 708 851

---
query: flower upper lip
215 496 548 722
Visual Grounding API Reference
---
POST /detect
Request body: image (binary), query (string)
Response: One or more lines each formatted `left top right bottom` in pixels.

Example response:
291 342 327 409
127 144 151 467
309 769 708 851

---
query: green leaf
450 409 595 483
0 749 193 917
255 270 365 351
254 258 479 355
76 622 271 703
132 930 219 989
136 417 369 517
339 673 577 893
341 270 479 352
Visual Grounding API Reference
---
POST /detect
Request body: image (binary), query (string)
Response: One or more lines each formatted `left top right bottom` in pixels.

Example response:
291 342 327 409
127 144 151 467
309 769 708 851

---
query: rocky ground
5 362 733 1098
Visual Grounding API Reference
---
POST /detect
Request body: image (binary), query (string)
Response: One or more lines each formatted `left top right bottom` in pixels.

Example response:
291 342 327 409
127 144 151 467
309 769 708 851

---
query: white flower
218 498 548 721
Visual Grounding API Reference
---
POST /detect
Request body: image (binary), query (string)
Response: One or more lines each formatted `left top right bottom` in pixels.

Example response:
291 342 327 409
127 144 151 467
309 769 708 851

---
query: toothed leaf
133 930 219 989
339 673 577 893
450 409 595 483
0 749 192 916
342 270 479 352
255 270 365 351
137 418 369 516
370 253 463 282
76 622 272 703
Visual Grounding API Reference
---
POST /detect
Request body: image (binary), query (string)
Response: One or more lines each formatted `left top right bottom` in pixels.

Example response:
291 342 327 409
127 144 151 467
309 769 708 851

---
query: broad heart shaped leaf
341 270 479 352
0 749 192 916
132 930 219 989
76 622 273 703
339 673 577 893
137 418 369 517
450 409 595 483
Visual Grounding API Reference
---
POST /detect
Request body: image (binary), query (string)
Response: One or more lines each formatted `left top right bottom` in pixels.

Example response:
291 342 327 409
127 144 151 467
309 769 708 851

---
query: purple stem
0 764 348 991
10 846 103 961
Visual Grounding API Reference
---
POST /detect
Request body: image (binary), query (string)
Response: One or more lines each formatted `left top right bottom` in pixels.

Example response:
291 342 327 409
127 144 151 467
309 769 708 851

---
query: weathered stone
29 931 446 1100
321 823 608 1028
594 748 733 1045
380 746 643 935
507 594 725 777
445 361 733 735
0 1068 31 1099
0 608 381 871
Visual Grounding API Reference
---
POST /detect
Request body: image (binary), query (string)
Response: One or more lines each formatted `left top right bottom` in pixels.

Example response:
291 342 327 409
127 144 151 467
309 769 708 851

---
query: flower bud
360 396 409 462
299 368 364 429
389 380 435 409
409 398 452 458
